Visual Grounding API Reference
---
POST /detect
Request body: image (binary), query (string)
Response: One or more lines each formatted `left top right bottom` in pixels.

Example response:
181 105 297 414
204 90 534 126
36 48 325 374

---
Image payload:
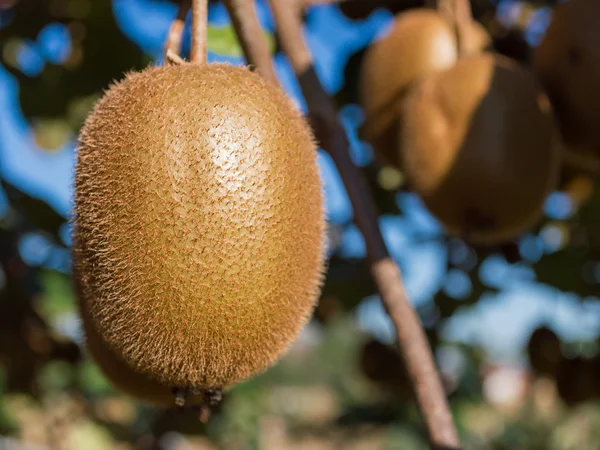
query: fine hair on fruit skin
400 53 560 244
533 0 600 163
359 8 491 167
73 62 326 397
73 246 205 407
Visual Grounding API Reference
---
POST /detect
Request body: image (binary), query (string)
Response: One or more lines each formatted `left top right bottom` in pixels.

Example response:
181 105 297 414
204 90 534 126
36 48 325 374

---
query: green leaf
78 360 114 396
38 361 74 392
38 270 76 321
207 24 275 58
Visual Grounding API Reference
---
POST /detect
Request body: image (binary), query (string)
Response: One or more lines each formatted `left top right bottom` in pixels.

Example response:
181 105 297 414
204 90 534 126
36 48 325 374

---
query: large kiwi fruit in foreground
73 62 326 400
73 250 204 406
533 0 600 163
359 8 490 167
400 53 560 244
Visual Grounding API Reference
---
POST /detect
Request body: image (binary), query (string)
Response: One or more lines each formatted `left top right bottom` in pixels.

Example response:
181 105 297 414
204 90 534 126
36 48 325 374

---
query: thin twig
225 0 461 448
164 0 191 63
223 0 278 85
190 0 208 63
166 49 186 65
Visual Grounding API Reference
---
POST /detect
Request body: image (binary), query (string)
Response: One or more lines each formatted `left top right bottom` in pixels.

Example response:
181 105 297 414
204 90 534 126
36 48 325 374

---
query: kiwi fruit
73 62 326 401
73 251 205 406
359 8 491 167
533 0 600 163
400 53 560 244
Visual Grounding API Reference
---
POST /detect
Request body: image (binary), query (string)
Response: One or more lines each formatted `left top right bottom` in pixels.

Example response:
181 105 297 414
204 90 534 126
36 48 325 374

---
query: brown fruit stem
164 0 191 63
166 49 186 65
436 0 472 21
436 0 474 58
223 0 278 85
226 0 461 448
191 0 208 63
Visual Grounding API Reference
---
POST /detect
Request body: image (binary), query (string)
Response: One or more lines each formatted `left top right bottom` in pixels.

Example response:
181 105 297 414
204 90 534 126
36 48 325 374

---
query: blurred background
0 0 599 448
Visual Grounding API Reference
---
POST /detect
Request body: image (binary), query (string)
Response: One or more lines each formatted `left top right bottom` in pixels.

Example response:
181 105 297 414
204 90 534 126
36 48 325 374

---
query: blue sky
0 0 598 363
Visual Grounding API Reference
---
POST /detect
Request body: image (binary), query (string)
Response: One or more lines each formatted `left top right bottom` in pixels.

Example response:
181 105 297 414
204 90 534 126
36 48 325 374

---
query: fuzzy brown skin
400 53 560 244
533 0 600 163
359 9 490 167
73 249 206 406
73 63 326 390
